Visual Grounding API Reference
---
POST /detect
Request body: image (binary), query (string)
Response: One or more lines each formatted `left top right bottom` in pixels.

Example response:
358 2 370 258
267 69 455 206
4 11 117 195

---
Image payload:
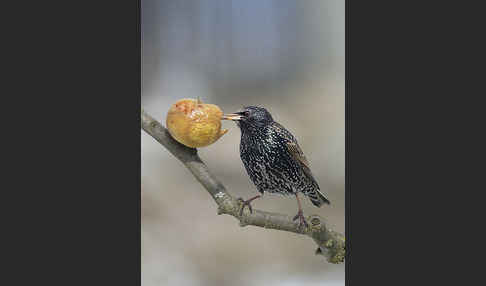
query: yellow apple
166 98 228 148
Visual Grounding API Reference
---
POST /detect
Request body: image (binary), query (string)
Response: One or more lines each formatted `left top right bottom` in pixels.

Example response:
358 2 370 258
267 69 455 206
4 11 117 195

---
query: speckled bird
222 106 330 228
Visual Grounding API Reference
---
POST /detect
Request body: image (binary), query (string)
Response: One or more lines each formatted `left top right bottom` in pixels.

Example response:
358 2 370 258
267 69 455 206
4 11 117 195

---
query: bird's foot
293 210 308 229
237 195 261 216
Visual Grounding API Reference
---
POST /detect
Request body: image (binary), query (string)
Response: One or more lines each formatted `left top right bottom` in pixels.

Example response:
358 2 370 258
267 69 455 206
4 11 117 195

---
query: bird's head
222 106 274 129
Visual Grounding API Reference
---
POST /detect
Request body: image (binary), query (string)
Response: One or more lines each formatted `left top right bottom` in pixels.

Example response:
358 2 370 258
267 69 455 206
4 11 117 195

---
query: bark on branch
141 109 345 263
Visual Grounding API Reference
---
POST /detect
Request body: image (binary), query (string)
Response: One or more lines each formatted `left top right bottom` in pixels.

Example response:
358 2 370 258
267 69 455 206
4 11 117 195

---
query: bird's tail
307 189 330 207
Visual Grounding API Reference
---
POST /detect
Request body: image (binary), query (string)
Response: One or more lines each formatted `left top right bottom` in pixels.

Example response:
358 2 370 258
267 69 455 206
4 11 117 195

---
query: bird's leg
293 193 308 229
237 195 261 216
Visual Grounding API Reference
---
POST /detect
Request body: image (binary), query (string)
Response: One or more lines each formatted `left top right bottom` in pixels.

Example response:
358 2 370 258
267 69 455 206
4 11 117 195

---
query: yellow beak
221 113 242 121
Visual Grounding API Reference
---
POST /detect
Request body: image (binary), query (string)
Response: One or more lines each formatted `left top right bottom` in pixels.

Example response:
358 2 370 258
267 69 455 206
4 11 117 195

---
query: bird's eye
244 111 250 116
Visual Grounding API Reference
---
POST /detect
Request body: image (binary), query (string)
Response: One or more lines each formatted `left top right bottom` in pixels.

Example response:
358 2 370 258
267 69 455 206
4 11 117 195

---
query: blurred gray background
141 0 344 285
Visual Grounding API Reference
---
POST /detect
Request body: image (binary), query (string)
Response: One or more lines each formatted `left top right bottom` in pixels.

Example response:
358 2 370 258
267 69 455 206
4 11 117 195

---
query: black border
344 1 481 284
18 1 143 285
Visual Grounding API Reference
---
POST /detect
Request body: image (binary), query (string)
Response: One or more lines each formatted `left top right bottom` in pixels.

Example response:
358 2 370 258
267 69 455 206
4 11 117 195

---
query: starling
222 106 330 228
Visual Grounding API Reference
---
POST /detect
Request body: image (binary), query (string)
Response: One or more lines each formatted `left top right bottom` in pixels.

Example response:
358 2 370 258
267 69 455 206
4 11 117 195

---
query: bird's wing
286 141 318 186
286 141 310 170
271 122 320 188
287 140 330 205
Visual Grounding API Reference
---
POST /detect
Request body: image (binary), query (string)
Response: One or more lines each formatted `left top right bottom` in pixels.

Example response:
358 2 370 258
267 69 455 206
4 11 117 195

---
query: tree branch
141 109 345 264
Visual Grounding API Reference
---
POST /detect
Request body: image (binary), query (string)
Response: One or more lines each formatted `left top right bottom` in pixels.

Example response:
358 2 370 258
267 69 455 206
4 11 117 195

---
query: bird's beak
222 113 242 121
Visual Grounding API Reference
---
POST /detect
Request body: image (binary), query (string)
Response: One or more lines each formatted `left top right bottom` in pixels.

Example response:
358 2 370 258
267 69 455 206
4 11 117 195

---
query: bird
222 106 329 228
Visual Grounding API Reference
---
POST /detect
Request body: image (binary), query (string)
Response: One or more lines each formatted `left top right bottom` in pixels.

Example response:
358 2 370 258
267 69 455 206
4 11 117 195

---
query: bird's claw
237 195 261 216
293 210 308 229
237 197 254 216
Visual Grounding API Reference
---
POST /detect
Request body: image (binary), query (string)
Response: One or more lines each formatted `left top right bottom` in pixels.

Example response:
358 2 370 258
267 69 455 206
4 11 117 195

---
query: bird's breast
238 123 317 196
240 131 297 177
